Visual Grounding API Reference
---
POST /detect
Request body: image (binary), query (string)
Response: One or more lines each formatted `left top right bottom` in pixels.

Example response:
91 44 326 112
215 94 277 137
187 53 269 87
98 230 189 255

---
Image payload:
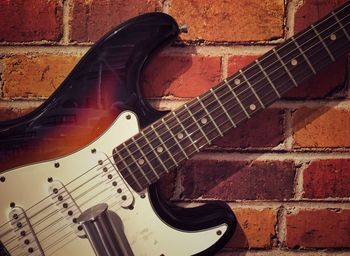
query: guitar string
39 30 350 256
6 29 350 256
4 163 129 253
1 9 350 254
109 8 350 186
110 15 350 186
2 11 350 250
1 3 349 237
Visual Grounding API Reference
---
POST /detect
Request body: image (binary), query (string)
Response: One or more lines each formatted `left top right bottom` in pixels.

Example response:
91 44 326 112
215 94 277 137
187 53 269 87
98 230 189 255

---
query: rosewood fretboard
113 2 350 192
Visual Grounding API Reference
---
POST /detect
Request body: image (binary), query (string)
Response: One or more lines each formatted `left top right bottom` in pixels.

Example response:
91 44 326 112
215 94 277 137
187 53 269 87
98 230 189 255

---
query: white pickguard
0 111 227 256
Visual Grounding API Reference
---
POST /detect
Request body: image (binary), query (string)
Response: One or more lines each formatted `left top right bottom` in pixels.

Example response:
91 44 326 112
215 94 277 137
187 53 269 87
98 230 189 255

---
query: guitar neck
114 2 350 192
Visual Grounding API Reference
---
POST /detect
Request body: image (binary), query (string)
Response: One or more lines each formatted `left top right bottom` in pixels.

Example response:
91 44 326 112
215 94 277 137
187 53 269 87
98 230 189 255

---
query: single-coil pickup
48 181 85 238
8 206 44 255
96 153 134 209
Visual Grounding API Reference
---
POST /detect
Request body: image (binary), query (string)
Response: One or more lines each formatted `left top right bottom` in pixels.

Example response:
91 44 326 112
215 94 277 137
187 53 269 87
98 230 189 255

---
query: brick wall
1 0 349 255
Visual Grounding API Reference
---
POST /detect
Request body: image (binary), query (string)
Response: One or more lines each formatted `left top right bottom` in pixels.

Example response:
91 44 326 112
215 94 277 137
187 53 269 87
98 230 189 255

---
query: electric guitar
0 2 349 255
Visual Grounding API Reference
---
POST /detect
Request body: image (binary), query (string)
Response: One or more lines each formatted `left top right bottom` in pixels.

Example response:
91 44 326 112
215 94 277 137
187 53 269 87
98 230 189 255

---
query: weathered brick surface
227 208 276 249
0 0 63 42
294 0 348 33
227 55 259 75
303 159 350 199
142 55 222 98
180 159 295 200
0 108 35 122
285 57 348 99
169 0 285 42
70 0 161 42
286 209 350 248
292 107 350 148
213 109 285 148
3 55 80 98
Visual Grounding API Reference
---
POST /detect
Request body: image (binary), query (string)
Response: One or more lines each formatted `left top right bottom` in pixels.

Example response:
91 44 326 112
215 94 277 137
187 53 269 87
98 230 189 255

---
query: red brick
303 159 350 199
285 57 348 99
3 55 80 98
142 55 222 98
0 0 63 42
181 159 295 200
294 0 348 33
0 107 35 122
70 0 161 42
213 109 285 148
227 208 276 249
293 107 350 148
227 55 259 75
169 0 285 42
286 209 350 248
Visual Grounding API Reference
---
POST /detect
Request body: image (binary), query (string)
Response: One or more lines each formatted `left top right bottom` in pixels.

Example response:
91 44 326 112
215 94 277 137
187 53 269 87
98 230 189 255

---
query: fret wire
332 11 350 41
239 70 265 108
122 142 154 183
184 104 212 144
131 137 160 178
115 9 350 188
140 131 168 174
172 111 200 152
272 49 298 87
117 146 143 189
209 88 236 128
196 96 226 135
311 24 335 61
291 37 317 74
161 118 189 159
199 92 224 135
224 79 250 118
255 60 281 98
151 124 178 167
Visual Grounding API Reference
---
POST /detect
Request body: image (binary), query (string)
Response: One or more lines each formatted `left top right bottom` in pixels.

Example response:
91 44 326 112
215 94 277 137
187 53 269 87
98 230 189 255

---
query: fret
172 111 200 152
255 60 281 98
198 85 243 135
184 104 212 144
332 11 350 42
209 89 236 128
311 25 335 61
196 96 227 136
123 141 155 182
140 130 169 173
291 37 317 74
151 124 178 167
114 148 143 190
161 118 189 160
272 49 298 87
130 137 160 179
224 79 250 118
239 70 265 108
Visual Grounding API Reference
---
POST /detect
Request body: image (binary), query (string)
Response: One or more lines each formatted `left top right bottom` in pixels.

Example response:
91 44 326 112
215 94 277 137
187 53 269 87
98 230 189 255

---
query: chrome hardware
78 203 133 256
179 24 188 33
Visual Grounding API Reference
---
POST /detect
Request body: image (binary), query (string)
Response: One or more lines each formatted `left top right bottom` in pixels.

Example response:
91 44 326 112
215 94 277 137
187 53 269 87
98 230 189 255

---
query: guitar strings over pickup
48 180 85 238
8 206 44 255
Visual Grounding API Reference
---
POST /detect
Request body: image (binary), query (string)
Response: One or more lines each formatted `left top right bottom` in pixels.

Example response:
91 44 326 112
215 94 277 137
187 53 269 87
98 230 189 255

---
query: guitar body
0 13 236 256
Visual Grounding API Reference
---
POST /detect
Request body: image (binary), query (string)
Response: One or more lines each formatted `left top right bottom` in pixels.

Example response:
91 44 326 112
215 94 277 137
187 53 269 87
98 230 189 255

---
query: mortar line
284 108 294 150
62 0 71 45
276 206 287 247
